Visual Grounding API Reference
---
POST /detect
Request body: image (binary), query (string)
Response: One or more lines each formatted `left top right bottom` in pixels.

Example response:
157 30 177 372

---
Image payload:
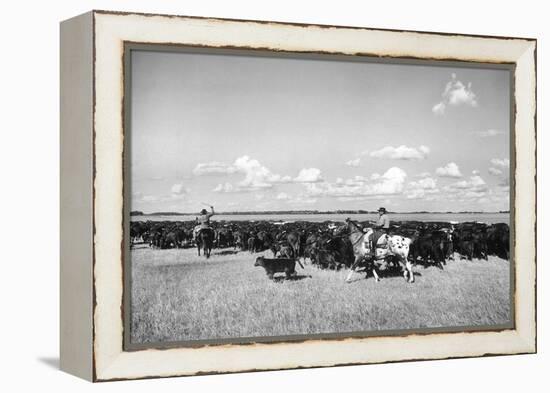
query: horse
344 218 415 283
196 228 214 258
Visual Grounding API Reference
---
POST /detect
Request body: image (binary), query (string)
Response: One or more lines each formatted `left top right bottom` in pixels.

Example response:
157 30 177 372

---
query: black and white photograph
2 0 544 388
127 47 512 346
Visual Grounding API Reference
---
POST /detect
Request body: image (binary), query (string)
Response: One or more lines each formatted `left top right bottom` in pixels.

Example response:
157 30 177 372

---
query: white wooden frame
60 10 536 382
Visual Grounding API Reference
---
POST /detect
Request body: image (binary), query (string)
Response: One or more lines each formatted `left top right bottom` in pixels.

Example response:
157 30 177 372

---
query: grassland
130 245 511 344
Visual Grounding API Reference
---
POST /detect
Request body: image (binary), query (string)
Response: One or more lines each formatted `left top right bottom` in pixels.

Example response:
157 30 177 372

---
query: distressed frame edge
91 8 537 42
59 11 95 381
513 40 537 354
91 11 537 382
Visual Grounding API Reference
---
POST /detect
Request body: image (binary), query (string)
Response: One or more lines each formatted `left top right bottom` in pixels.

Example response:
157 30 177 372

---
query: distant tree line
130 209 509 216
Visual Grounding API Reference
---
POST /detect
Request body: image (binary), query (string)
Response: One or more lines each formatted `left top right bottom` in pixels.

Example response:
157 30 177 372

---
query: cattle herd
130 219 510 270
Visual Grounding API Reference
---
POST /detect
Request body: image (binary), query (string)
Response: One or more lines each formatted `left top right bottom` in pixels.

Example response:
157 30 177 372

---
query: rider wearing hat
194 206 215 240
368 207 390 259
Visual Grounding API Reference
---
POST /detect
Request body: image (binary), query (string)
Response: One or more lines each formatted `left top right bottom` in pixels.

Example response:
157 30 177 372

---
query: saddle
361 230 388 254
194 225 213 240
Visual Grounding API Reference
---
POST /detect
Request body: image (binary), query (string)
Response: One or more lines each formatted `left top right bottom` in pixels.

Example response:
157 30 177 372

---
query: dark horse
196 228 214 258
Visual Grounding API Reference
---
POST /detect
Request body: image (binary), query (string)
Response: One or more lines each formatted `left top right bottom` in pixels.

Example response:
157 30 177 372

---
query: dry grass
130 245 511 344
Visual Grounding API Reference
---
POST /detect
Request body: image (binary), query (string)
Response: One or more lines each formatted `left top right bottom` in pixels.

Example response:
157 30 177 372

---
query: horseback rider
368 207 390 259
194 205 215 240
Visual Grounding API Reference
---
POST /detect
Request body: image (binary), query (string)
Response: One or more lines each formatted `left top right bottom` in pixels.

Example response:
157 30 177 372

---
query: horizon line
130 209 510 216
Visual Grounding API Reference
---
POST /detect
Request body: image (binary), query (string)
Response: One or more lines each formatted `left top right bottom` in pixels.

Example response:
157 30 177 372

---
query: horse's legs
363 258 381 282
345 255 363 282
395 255 409 281
405 258 414 283
372 266 380 282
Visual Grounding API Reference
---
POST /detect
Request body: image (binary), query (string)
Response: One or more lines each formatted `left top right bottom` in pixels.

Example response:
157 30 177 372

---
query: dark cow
234 231 249 251
215 227 234 248
162 231 179 249
324 236 354 268
128 219 509 265
256 230 275 252
247 236 258 253
487 223 510 259
454 222 488 260
453 228 474 260
254 256 296 280
285 231 301 259
401 226 447 267
278 244 295 259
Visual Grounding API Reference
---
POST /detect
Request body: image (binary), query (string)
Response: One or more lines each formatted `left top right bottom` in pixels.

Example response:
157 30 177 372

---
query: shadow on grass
131 243 150 250
271 274 312 283
415 260 447 270
345 268 422 283
214 250 239 256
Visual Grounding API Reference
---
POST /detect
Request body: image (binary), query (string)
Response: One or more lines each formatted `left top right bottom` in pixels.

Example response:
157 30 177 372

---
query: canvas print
127 48 512 346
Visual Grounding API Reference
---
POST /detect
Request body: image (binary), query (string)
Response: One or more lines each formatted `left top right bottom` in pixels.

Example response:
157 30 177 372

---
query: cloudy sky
130 50 510 213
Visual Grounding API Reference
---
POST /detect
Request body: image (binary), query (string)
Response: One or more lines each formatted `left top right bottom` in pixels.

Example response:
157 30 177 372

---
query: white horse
344 218 415 283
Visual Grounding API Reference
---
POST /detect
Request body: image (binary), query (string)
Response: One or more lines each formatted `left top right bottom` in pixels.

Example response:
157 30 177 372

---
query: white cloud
405 177 439 199
343 175 368 186
275 191 317 205
336 195 386 202
294 168 323 183
207 156 323 192
193 162 236 175
436 162 463 178
473 129 504 137
432 102 446 115
409 177 437 190
369 145 430 160
444 175 488 200
432 73 478 115
345 158 361 167
370 173 381 180
490 158 510 168
276 192 290 200
287 195 318 205
213 182 237 193
135 190 188 204
447 175 486 190
141 195 160 203
171 183 187 195
305 167 407 198
406 189 438 200
488 158 510 187
233 155 292 189
208 155 293 192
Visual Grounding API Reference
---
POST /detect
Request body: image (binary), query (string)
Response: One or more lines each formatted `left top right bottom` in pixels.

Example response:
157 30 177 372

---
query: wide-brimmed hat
378 207 386 213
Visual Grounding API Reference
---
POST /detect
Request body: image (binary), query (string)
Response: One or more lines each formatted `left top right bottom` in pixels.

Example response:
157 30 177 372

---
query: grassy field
130 245 511 344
